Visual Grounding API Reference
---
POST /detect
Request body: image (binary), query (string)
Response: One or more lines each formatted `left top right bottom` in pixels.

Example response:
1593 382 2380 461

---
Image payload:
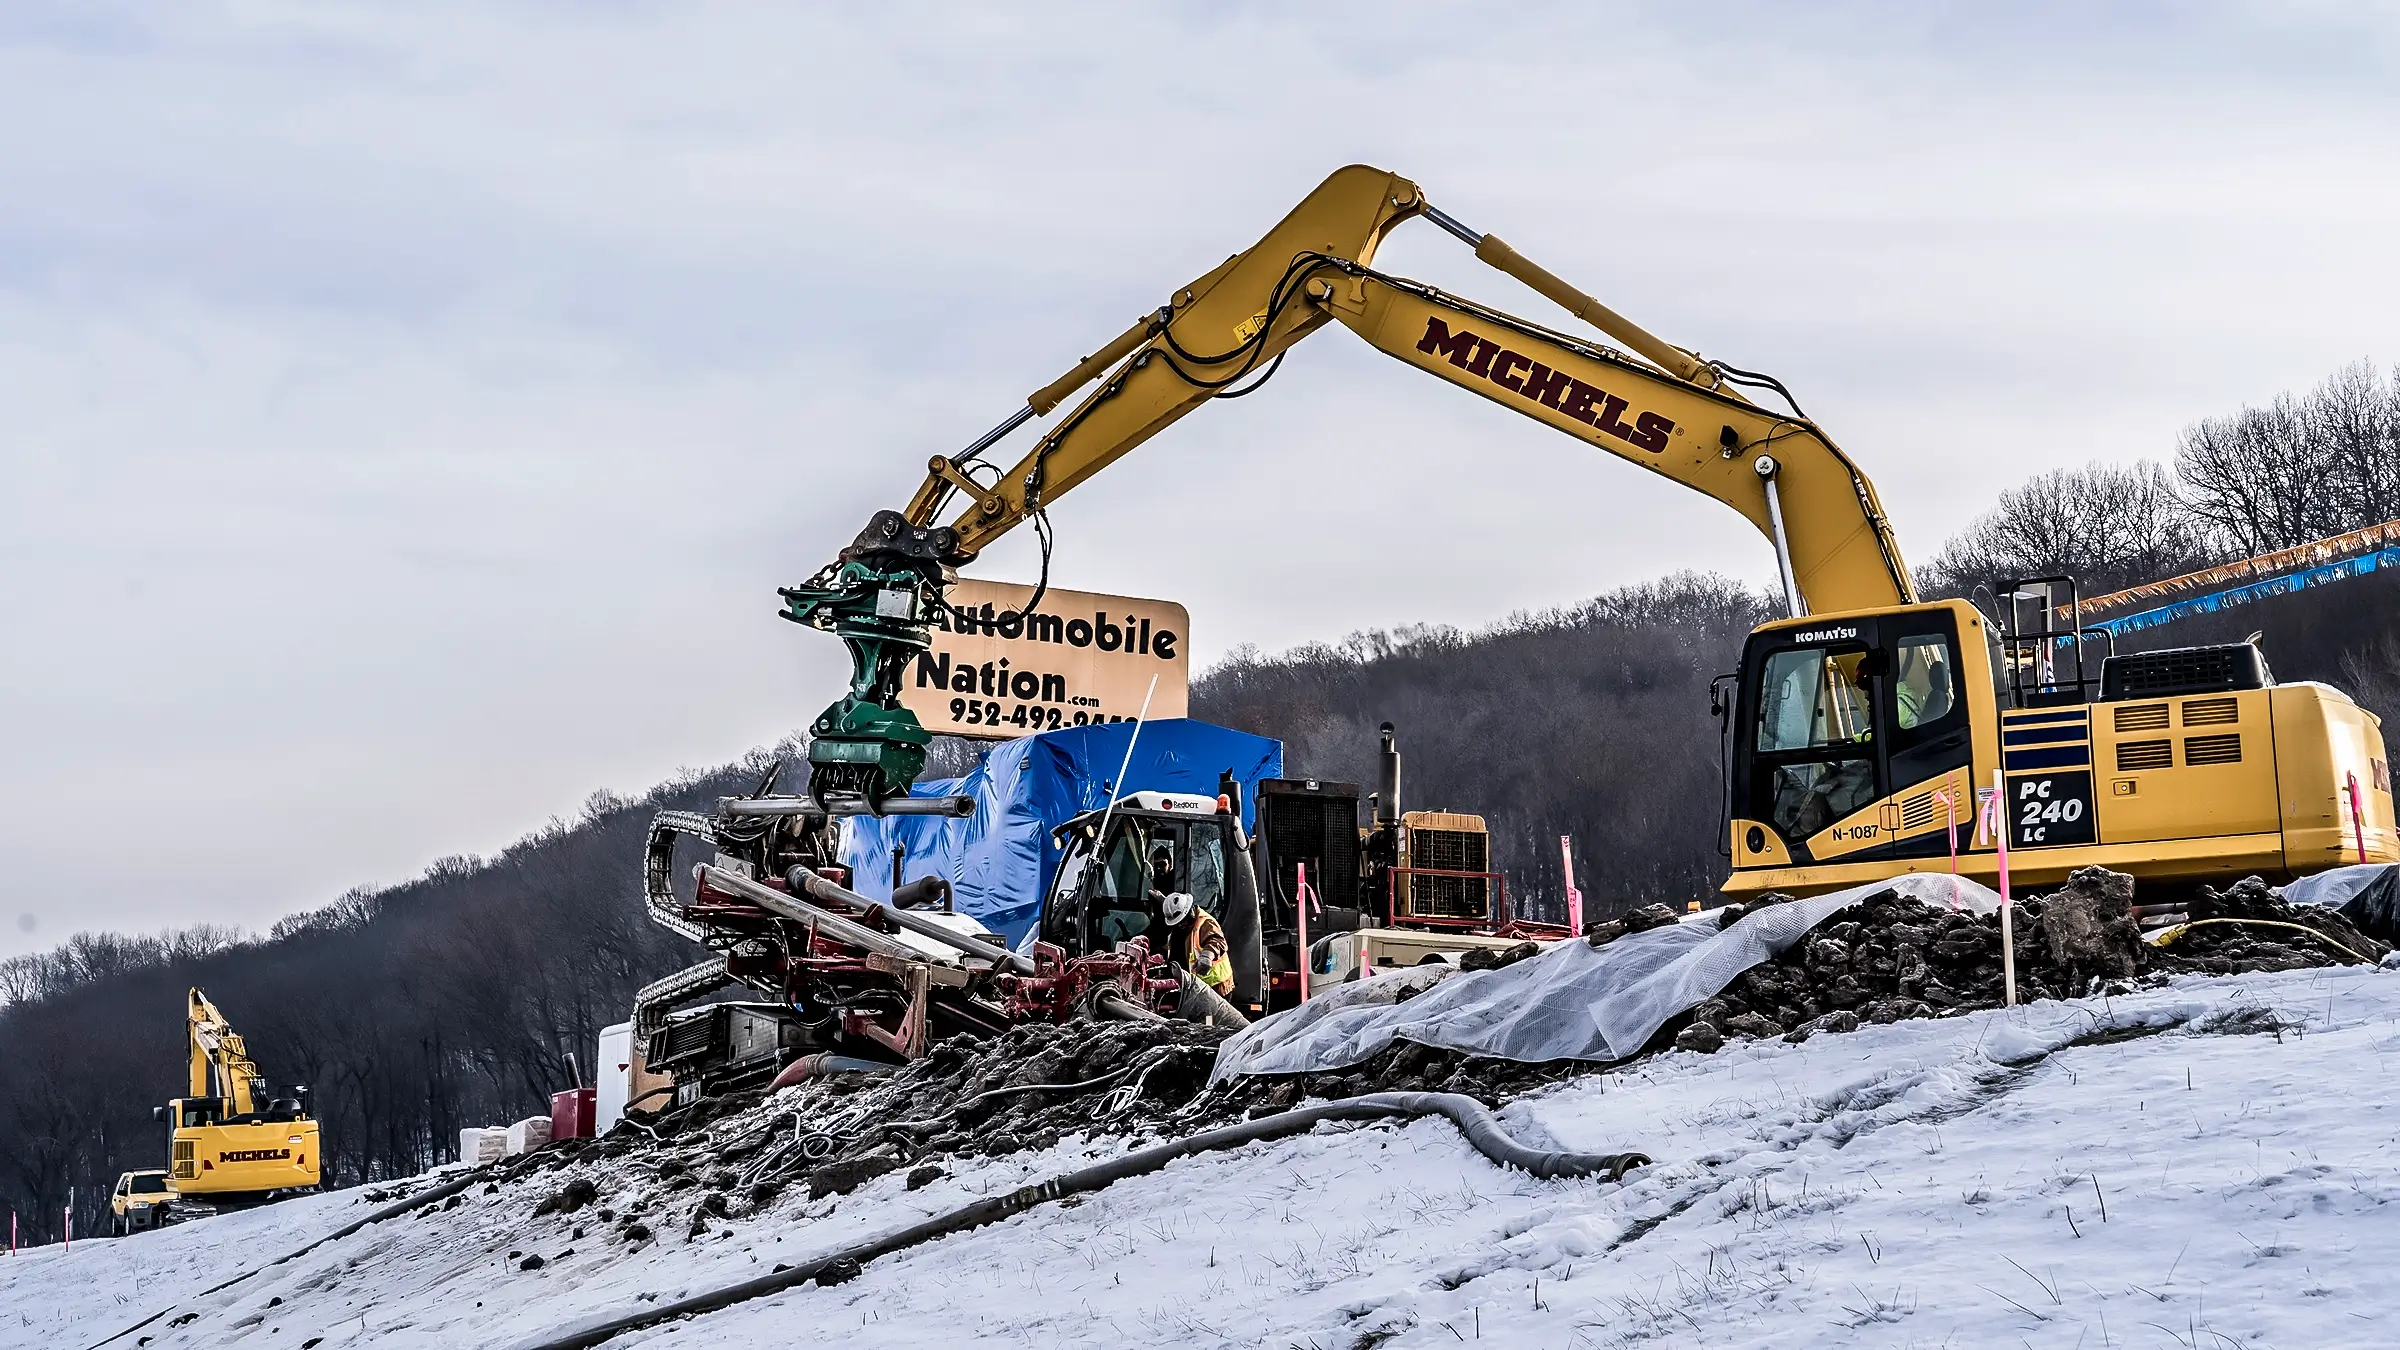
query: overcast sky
4 2 2396 959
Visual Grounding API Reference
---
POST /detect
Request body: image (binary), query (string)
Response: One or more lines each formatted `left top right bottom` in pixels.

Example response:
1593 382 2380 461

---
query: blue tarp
839 719 1284 946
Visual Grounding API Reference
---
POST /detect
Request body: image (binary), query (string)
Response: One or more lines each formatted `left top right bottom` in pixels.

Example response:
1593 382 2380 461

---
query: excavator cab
1725 588 2396 897
1726 599 1989 879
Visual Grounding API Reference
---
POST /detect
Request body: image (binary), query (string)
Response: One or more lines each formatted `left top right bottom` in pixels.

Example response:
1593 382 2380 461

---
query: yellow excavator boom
904 163 1913 616
793 161 2388 899
188 986 265 1115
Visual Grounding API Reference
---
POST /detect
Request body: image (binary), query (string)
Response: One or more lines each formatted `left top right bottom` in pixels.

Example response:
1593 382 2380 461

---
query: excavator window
1894 637 1956 730
1186 822 1228 920
1751 644 1881 844
1755 647 1877 751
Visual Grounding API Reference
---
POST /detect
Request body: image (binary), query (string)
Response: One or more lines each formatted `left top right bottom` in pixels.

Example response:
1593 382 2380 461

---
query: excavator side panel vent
2184 733 2243 766
2113 704 2170 733
173 1140 196 1180
1898 789 1942 831
2117 740 2173 772
2181 697 2240 727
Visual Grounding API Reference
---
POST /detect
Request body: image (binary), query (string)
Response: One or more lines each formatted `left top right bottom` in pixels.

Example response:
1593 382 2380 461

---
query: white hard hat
1159 891 1195 927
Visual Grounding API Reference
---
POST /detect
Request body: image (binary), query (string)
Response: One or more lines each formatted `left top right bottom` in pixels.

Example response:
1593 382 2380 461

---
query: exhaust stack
1376 722 1402 827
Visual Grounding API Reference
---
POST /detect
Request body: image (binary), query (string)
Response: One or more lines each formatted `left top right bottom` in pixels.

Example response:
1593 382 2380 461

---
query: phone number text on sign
947 696 1140 732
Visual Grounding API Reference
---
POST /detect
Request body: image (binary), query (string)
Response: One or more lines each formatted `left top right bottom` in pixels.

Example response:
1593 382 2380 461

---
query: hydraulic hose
509 1092 1647 1350
2146 916 2378 965
1093 989 1168 1023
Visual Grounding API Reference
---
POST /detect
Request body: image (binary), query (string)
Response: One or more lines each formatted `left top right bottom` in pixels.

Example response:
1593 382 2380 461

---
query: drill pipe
719 793 976 819
788 868 1032 974
696 866 925 965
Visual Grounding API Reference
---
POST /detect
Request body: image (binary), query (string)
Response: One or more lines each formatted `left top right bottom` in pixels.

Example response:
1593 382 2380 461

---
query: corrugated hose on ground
510 1091 1648 1350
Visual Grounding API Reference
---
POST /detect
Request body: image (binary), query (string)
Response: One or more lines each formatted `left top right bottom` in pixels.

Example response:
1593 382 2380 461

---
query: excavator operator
1150 843 1233 996
1896 645 1955 729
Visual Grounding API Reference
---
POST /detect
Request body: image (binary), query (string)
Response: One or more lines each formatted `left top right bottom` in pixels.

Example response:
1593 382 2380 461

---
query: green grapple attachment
780 510 971 808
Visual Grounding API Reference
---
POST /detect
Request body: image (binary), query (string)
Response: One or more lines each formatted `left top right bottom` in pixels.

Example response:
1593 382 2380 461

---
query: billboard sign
901 578 1190 739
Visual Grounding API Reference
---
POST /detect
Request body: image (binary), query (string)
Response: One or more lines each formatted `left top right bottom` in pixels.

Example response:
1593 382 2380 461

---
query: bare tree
1918 459 2213 599
2176 361 2400 556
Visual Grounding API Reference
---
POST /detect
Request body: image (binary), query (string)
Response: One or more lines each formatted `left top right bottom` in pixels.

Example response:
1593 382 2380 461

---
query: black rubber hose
511 1091 1647 1350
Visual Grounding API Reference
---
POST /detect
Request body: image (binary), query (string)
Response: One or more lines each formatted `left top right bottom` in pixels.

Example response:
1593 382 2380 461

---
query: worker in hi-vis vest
1150 843 1233 995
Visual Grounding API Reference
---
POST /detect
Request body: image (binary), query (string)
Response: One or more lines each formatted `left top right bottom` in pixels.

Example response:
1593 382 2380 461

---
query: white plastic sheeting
2282 863 2396 913
1209 873 2001 1083
2283 862 2400 941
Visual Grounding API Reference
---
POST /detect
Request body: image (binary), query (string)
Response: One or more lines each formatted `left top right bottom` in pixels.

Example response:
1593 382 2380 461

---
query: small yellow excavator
154 987 320 1209
780 163 2394 912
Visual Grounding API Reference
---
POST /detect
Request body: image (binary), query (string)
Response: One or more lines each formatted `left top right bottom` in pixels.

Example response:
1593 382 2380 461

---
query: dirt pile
1672 867 2142 1049
2147 875 2389 973
1666 867 2388 1056
508 1016 1233 1238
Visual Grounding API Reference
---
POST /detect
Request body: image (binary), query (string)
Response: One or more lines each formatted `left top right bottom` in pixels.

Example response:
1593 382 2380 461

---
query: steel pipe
697 866 925 965
789 868 1033 975
716 796 828 819
721 794 973 819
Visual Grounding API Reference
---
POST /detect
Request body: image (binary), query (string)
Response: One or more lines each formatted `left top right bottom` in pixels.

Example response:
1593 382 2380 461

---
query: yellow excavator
154 987 320 1209
782 163 2395 901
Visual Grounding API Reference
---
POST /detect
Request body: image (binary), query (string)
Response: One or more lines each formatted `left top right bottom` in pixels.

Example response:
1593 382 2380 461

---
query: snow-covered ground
13 965 2400 1349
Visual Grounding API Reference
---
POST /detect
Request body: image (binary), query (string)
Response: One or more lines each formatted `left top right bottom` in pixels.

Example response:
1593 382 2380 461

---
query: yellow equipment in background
155 987 321 1207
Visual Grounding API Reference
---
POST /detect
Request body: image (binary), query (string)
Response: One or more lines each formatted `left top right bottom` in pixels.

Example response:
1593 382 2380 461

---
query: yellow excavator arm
787 164 1914 804
187 986 264 1115
900 163 1912 615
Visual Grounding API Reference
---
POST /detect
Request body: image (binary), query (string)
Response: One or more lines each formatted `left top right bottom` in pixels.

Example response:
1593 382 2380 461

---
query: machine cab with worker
1040 790 1238 972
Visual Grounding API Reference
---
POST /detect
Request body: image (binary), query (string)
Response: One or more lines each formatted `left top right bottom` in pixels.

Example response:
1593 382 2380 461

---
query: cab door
1733 611 1974 866
1741 626 1886 861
